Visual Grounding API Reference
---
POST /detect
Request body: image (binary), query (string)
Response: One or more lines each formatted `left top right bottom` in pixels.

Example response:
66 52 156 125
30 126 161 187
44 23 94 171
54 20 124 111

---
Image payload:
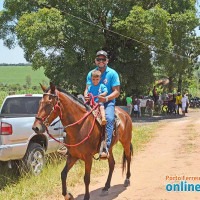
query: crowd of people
126 95 141 118
162 92 189 116
126 86 190 117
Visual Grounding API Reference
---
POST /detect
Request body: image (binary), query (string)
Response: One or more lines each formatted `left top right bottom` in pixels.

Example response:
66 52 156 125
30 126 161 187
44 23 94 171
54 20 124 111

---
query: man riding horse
84 50 120 158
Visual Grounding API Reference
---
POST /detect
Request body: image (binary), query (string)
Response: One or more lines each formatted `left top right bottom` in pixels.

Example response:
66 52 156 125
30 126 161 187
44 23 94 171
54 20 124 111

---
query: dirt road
73 110 200 200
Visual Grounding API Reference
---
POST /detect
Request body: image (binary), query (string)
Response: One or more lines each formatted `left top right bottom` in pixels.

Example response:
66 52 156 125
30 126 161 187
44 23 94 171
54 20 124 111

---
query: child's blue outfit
87 83 108 105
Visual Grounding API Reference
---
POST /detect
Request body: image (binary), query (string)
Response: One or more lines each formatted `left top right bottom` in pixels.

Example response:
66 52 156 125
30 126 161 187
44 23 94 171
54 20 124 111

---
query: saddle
92 109 121 129
92 109 121 159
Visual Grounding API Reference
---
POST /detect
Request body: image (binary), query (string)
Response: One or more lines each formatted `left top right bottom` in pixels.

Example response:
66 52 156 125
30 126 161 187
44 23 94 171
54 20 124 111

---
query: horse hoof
64 193 74 200
83 195 90 200
100 188 109 196
124 179 130 187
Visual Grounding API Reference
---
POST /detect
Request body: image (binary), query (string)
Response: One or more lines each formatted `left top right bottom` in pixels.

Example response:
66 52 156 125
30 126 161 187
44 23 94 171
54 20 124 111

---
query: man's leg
127 104 132 115
182 107 185 116
105 102 115 150
185 103 188 113
139 107 141 117
177 104 180 114
130 104 133 116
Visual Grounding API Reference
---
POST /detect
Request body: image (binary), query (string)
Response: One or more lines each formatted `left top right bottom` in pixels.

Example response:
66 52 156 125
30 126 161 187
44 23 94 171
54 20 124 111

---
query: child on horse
84 50 120 158
87 70 108 125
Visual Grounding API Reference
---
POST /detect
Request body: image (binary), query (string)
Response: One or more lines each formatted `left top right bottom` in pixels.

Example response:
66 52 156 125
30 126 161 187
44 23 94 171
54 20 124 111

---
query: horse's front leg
101 150 115 195
61 155 78 200
84 157 93 200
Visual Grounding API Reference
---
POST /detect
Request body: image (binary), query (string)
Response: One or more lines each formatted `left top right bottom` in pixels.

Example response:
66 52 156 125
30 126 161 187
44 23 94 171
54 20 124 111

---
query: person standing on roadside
152 86 158 103
84 50 120 158
126 95 133 116
136 97 141 117
181 94 187 116
175 92 182 115
185 93 189 113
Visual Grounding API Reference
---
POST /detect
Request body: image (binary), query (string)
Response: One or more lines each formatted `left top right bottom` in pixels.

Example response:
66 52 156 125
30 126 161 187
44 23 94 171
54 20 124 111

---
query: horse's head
32 83 62 134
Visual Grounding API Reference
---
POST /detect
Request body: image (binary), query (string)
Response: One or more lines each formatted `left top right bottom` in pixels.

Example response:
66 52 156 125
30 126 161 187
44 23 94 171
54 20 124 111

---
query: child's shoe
101 117 107 125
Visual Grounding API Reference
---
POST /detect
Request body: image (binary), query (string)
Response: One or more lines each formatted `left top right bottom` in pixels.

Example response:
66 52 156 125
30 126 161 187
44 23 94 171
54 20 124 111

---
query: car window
1 97 41 114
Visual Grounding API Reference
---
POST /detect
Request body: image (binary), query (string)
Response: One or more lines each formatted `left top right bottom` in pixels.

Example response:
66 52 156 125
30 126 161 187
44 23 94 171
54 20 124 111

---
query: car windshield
1 97 41 114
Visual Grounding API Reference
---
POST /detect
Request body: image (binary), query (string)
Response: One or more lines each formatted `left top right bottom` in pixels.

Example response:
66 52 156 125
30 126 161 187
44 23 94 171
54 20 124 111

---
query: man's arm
98 85 120 102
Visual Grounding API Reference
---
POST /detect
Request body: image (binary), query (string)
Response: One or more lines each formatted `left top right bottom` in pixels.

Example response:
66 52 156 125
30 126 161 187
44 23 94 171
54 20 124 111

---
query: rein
37 91 100 147
46 109 98 147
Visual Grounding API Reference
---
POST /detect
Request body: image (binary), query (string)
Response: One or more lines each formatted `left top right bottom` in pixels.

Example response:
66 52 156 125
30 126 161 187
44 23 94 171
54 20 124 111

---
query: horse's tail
122 143 133 174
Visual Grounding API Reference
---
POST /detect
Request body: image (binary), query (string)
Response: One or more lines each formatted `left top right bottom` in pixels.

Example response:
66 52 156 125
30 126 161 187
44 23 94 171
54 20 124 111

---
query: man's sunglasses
96 58 106 62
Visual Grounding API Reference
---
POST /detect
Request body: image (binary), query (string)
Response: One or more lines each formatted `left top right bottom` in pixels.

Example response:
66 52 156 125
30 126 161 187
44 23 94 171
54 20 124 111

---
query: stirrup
57 146 68 156
99 151 109 159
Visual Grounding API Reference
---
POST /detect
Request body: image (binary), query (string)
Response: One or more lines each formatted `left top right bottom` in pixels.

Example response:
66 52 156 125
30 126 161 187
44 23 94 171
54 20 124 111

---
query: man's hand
98 95 106 102
84 95 90 101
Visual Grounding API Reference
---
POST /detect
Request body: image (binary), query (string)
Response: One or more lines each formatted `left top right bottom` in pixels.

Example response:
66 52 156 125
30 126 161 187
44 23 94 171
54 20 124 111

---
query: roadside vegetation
0 123 161 200
0 66 49 106
0 66 48 86
0 1 199 97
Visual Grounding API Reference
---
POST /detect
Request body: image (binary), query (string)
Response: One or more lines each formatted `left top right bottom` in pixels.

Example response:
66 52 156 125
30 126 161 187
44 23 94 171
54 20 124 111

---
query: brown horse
32 83 133 200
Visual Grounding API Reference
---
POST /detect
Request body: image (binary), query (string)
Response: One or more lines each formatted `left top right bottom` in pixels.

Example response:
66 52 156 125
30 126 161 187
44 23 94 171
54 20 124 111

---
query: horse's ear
50 82 56 94
40 83 47 92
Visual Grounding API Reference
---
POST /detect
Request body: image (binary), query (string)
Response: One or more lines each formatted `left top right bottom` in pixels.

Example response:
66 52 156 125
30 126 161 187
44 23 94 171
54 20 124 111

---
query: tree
0 0 153 95
154 5 200 92
0 0 199 97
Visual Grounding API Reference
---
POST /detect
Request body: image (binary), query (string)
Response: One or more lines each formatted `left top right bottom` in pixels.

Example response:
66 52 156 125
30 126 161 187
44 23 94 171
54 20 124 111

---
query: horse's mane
45 87 90 111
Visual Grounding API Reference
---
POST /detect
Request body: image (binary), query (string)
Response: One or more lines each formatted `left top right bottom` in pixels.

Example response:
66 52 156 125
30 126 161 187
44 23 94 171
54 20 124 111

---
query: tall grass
0 123 161 200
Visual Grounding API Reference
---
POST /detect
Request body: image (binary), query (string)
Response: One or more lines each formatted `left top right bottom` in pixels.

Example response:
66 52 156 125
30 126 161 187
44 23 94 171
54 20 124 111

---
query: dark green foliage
0 0 199 97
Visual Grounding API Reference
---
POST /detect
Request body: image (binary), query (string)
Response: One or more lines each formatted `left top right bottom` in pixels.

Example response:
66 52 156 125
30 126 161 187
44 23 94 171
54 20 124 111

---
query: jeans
127 104 133 116
104 101 115 149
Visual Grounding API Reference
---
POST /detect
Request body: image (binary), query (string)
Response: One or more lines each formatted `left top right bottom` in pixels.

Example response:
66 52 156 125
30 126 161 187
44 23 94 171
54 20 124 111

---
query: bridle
36 90 63 126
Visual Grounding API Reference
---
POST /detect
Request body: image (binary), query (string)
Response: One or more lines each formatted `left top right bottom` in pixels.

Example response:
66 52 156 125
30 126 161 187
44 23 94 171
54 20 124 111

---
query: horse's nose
32 126 39 133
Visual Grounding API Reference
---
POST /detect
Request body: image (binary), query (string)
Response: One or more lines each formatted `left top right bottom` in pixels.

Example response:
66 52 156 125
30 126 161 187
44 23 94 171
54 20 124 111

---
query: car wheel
23 143 45 175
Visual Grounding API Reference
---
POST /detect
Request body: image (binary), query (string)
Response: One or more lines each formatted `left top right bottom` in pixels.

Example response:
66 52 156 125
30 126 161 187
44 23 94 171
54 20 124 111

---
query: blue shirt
86 66 120 103
87 83 108 103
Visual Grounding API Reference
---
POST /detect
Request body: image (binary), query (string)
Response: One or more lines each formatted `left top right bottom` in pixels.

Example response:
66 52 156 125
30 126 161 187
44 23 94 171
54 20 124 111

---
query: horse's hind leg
101 150 115 195
122 142 133 187
61 155 78 199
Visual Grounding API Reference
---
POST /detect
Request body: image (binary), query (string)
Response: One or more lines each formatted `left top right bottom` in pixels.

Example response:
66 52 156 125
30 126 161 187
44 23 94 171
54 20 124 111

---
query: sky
0 0 27 63
0 0 200 64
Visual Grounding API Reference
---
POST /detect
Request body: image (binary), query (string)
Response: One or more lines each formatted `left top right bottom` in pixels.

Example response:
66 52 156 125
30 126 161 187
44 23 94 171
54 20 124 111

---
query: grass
0 65 48 106
0 65 49 106
0 66 49 87
0 123 161 200
184 124 199 153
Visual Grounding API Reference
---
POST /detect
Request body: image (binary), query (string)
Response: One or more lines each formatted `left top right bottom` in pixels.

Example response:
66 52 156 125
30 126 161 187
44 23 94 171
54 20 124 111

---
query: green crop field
0 66 49 86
